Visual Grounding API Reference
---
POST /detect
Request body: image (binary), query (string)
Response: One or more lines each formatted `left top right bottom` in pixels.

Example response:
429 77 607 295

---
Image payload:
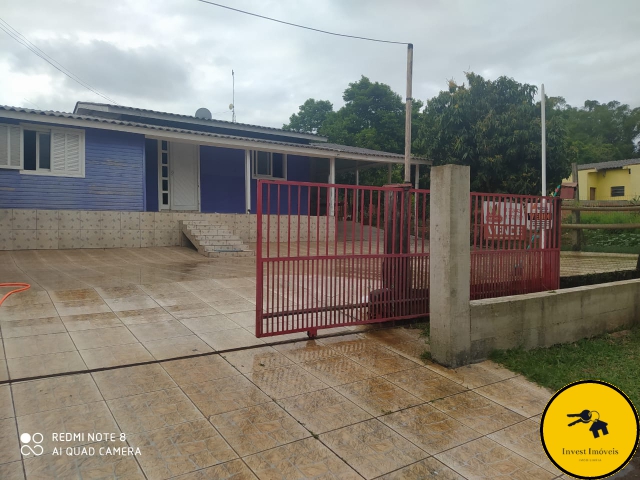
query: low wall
0 209 334 250
470 279 640 360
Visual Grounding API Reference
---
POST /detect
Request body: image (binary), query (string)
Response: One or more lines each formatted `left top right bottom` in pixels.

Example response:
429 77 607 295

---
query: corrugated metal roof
0 105 429 162
578 158 640 171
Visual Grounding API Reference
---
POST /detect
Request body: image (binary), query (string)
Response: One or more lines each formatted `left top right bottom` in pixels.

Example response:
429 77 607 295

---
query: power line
0 17 120 106
197 0 408 45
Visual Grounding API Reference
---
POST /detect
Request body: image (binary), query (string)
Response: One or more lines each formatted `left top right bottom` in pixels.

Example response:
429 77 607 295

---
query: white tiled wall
0 209 334 251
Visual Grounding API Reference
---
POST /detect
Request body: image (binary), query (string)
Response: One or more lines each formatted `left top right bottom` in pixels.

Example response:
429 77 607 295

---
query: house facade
0 102 428 252
567 158 640 201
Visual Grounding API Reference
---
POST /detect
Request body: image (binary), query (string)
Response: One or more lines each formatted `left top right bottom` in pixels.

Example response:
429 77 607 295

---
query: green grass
576 211 640 225
563 211 640 252
490 326 640 408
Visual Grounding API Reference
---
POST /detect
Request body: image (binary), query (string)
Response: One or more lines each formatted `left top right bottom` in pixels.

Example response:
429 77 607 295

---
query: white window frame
0 123 23 170
16 124 85 178
251 150 287 180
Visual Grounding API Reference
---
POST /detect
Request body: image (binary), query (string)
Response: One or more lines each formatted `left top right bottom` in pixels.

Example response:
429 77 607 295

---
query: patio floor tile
0 386 13 419
0 303 59 322
487 418 562 474
382 367 468 402
7 351 87 379
11 374 102 417
0 290 51 307
116 307 174 325
243 437 361 479
107 387 204 434
424 360 519 390
474 376 553 418
335 377 421 416
0 418 20 465
319 419 427 479
222 346 293 374
94 285 144 299
380 404 481 455
139 282 188 296
180 315 239 334
4 333 76 359
279 388 372 435
48 288 101 302
69 326 138 350
431 391 526 435
209 402 309 457
171 459 257 479
434 437 556 479
0 317 66 338
199 328 264 351
104 295 160 312
162 355 238 386
245 364 328 400
342 348 419 376
182 375 270 416
378 457 465 480
0 361 6 382
299 355 376 387
79 343 153 369
23 442 145 479
53 299 111 317
129 320 193 342
60 312 123 331
16 401 122 455
166 303 220 320
272 341 341 363
92 364 176 400
225 311 254 328
128 419 237 480
0 461 24 480
143 335 213 360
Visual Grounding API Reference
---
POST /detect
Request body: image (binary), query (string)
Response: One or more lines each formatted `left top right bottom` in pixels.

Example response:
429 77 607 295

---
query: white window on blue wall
251 150 287 180
0 123 85 178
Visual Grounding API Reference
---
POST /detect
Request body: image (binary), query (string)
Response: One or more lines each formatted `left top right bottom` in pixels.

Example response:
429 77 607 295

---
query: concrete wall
470 279 640 361
0 209 335 250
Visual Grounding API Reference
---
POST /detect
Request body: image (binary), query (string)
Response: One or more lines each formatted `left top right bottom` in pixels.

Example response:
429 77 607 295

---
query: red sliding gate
256 180 430 338
470 193 561 299
255 181 562 338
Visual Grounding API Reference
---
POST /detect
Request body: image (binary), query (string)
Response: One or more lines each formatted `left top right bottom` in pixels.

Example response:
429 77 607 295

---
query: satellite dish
229 104 234 110
195 107 212 120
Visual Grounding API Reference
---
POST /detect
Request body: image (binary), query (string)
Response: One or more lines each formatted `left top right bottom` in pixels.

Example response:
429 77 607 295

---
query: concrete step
194 234 242 241
203 244 252 252
197 240 244 247
188 229 235 236
207 250 255 258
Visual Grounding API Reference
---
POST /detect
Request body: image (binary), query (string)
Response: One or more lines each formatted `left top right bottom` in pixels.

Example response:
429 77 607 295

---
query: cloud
0 0 638 128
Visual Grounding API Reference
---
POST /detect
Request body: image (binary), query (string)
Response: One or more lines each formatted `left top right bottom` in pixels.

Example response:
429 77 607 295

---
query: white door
170 142 199 211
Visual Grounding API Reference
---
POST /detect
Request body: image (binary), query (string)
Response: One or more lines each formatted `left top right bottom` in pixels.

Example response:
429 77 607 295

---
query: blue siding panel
200 146 245 213
0 127 145 211
251 154 310 215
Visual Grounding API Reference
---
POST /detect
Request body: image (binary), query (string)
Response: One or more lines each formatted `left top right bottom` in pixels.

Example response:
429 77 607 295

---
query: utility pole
404 43 413 184
232 70 236 123
541 84 546 196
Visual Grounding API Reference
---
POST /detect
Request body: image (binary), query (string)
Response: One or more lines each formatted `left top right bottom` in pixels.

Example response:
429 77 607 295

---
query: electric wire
197 0 409 45
0 17 120 106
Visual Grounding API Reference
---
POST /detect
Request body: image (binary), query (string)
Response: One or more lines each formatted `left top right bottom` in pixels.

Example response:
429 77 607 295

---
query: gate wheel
307 328 318 339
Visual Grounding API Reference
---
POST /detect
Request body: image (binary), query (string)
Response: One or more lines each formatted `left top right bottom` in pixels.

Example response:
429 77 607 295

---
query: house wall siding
200 146 245 213
0 127 145 211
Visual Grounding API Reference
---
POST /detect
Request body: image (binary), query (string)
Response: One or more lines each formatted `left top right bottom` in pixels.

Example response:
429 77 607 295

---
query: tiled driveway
0 247 342 381
0 327 564 480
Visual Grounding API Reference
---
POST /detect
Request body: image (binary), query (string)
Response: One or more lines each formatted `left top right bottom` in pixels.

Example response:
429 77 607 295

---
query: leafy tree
416 73 573 194
283 99 333 134
559 100 640 164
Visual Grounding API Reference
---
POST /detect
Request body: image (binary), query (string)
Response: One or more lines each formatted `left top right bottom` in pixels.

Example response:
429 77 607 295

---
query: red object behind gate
256 180 430 338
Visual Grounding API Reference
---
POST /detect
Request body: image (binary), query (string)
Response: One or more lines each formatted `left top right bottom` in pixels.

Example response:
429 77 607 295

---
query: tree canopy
416 73 572 194
283 73 639 194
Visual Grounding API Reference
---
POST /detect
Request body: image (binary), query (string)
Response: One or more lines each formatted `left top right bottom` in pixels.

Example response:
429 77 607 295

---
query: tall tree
282 99 333 134
559 100 640 164
416 73 572 194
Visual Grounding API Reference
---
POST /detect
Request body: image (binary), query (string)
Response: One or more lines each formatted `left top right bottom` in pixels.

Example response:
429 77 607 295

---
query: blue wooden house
0 102 428 252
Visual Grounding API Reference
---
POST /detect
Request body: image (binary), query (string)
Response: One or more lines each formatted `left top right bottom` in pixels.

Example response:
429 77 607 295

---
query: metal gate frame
255 179 431 338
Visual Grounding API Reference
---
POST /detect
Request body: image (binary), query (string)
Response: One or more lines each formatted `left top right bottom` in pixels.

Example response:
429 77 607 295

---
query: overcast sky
1 0 639 128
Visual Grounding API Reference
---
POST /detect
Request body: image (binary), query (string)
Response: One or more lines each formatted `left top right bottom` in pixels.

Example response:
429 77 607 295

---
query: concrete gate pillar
429 165 471 367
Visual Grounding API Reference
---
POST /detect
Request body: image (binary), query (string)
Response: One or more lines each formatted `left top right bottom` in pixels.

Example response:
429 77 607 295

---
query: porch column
387 163 393 184
245 149 251 214
414 164 419 189
430 164 471 367
355 162 359 186
329 157 336 216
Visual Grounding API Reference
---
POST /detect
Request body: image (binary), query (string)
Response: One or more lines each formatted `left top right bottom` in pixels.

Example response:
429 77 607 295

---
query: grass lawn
563 210 640 254
490 326 640 409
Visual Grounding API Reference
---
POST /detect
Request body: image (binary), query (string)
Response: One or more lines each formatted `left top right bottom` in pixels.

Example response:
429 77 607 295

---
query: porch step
180 220 254 258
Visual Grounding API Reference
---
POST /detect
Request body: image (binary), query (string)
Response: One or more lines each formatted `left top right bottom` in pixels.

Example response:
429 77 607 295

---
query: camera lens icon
20 432 44 457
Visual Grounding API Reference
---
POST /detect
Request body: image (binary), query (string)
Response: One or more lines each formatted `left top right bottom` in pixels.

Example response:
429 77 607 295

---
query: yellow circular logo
540 380 639 479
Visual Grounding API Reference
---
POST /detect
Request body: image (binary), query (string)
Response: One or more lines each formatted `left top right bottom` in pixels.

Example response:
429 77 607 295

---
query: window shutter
65 132 81 174
51 131 67 174
0 124 23 169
